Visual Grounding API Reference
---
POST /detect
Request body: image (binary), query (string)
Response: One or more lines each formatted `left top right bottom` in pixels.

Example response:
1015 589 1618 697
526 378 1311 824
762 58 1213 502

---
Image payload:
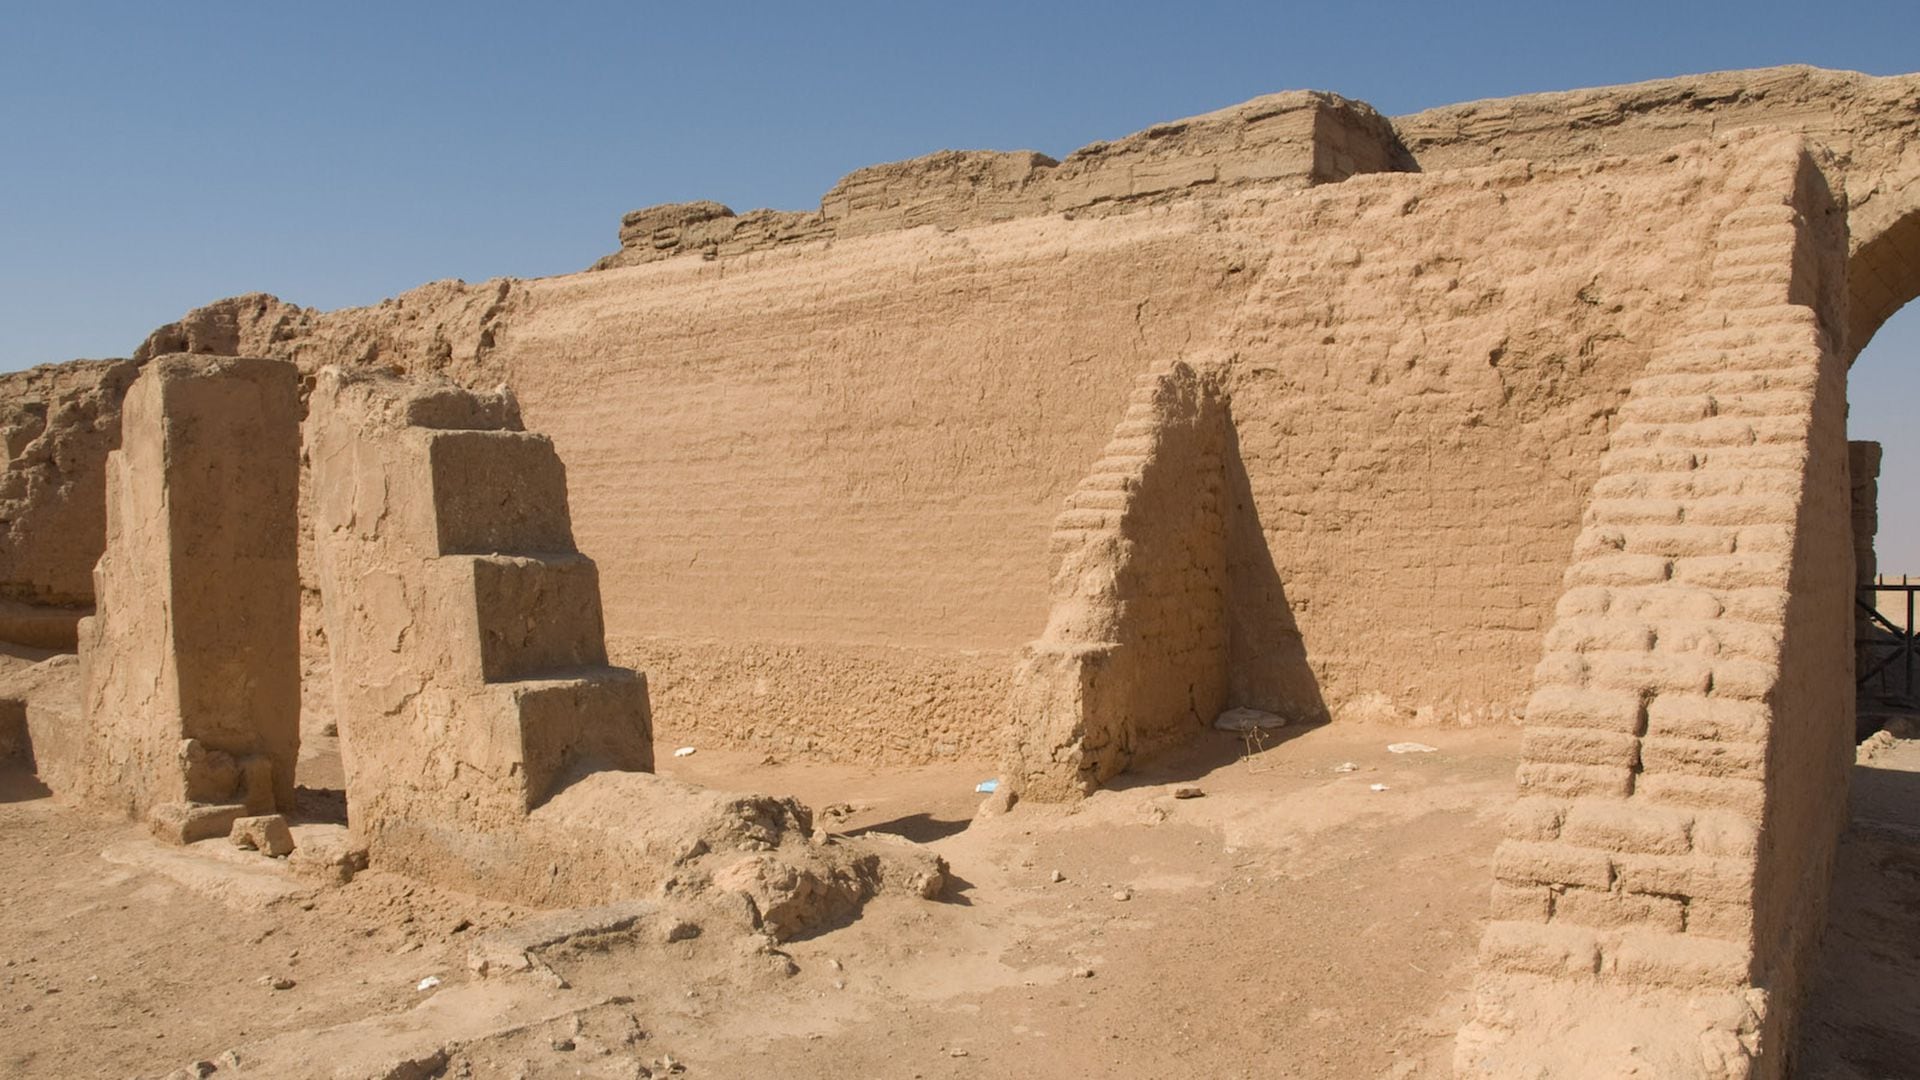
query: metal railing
1858 575 1919 696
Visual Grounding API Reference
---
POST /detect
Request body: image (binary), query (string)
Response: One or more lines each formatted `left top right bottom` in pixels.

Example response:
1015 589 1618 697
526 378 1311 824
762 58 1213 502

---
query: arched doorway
1849 195 1920 711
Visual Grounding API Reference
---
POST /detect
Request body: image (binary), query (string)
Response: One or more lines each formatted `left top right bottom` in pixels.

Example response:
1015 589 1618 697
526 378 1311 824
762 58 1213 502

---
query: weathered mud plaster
75 355 301 832
1006 361 1234 799
45 67 1911 771
592 90 1413 269
308 369 946 925
306 369 653 869
0 358 139 648
1456 134 1856 1080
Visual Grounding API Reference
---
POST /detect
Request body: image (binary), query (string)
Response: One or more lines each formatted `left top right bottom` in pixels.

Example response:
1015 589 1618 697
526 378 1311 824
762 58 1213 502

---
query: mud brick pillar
1458 141 1856 1079
308 367 652 878
77 355 301 836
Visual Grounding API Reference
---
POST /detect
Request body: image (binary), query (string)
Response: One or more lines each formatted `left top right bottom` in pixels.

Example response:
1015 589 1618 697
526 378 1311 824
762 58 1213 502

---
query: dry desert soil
2 709 1917 1079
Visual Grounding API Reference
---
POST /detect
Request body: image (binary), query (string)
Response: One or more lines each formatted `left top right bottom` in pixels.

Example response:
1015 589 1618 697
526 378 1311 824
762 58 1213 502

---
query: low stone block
1515 762 1635 799
229 814 296 857
287 828 369 884
148 802 247 845
1605 930 1748 990
1521 727 1640 769
1553 885 1686 933
1478 920 1600 978
1639 774 1766 817
1493 840 1614 890
1561 800 1694 855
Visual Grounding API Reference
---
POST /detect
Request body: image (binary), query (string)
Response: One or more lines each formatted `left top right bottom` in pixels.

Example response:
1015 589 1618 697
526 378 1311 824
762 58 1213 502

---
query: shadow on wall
1003 360 1326 800
0 698 52 803
1796 760 1920 1075
1223 420 1327 724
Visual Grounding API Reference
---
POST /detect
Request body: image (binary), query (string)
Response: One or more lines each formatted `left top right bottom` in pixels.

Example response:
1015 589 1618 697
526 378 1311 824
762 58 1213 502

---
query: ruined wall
307 367 652 878
100 129 1766 764
76 355 301 825
592 91 1411 269
1850 441 1881 586
26 66 1911 769
1396 65 1920 356
1210 144 1778 728
0 358 138 646
510 209 1271 763
1006 361 1231 799
1457 136 1855 1080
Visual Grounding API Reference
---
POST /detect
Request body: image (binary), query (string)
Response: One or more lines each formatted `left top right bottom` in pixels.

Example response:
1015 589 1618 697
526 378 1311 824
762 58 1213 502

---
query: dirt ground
3 713 1917 1079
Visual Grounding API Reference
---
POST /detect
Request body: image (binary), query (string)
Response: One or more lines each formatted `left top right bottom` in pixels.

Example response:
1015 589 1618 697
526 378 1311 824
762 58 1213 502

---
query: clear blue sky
1 1 1915 566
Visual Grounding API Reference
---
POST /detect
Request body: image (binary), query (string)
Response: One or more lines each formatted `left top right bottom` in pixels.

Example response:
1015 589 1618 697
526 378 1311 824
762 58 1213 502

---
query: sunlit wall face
1850 302 1920 577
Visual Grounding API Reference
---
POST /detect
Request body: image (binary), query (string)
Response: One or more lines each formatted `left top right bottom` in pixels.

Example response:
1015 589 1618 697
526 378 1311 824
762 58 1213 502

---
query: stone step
498 667 654 806
423 429 577 556
460 553 611 683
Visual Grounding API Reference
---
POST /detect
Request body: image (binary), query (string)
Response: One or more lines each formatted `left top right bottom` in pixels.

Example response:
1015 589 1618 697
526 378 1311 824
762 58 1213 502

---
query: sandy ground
1796 727 1920 1080
4 721 1511 1079
2 709 1916 1079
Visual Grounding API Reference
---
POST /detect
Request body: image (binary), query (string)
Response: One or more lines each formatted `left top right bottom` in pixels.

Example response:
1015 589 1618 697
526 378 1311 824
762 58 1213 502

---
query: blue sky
1 1 1915 565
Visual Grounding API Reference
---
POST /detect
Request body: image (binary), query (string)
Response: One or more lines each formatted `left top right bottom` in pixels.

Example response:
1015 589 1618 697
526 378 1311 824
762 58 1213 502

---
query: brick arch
1848 174 1920 357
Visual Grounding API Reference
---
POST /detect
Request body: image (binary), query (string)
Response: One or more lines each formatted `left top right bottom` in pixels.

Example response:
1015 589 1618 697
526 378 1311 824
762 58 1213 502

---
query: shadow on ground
1102 722 1325 793
1795 759 1920 1078
0 763 51 803
847 813 971 844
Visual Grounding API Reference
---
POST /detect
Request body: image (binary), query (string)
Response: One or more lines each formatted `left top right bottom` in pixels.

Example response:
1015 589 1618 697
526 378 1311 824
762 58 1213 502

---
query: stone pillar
77 355 301 838
1850 441 1880 588
307 367 652 879
1458 157 1856 1079
1004 361 1232 799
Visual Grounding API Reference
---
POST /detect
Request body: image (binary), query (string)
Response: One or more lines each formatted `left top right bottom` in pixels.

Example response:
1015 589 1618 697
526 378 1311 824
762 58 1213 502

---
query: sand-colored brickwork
0 358 137 647
306 368 653 872
75 356 302 830
11 66 1905 774
306 367 946 923
2 65 1917 1078
1456 135 1856 1080
1006 360 1233 798
592 91 1410 269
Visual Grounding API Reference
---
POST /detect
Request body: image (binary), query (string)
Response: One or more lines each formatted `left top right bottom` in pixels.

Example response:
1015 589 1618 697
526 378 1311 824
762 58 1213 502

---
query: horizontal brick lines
1044 370 1167 554
1628 367 1817 399
1610 414 1809 450
1487 794 1766 945
1614 388 1813 425
1466 910 1758 991
1590 469 1802 501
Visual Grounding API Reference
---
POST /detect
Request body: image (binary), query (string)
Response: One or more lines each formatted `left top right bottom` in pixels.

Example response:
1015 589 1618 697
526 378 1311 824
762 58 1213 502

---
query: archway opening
1849 296 1920 711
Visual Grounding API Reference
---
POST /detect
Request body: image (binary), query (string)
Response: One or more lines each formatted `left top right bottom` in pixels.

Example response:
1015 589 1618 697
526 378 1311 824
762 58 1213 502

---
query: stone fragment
229 814 296 857
973 785 1018 819
287 831 369 884
148 802 247 845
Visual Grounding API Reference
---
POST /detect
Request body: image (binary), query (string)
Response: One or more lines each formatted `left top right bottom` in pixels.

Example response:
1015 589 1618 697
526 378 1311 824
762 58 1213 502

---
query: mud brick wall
1006 362 1231 799
593 91 1411 270
1458 136 1856 1080
50 70 1920 773
1212 151 1761 728
0 358 139 646
308 369 651 867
